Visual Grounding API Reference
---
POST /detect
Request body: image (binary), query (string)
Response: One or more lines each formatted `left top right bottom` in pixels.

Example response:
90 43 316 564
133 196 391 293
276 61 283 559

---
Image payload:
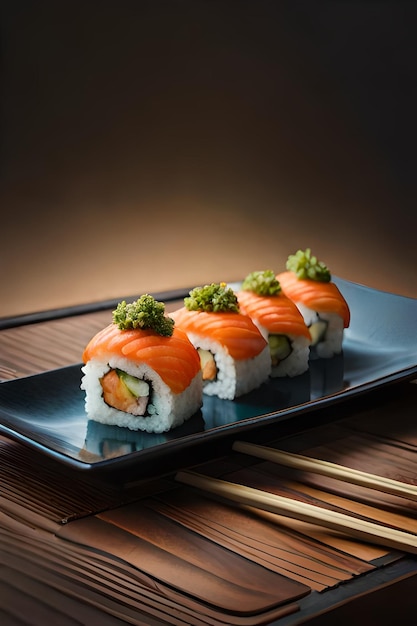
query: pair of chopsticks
175 441 417 555
232 441 417 502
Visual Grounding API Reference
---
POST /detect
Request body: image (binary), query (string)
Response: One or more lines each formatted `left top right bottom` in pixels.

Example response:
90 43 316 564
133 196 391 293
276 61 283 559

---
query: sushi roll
171 283 271 400
236 270 312 377
81 295 203 433
277 249 350 358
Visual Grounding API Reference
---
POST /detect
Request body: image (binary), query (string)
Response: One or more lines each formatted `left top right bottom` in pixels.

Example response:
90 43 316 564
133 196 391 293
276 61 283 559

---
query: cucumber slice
309 320 328 345
268 334 292 365
116 370 150 397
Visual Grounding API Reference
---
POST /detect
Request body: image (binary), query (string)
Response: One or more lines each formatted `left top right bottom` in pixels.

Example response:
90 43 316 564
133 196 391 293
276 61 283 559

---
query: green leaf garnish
242 270 282 296
184 282 239 313
113 295 174 336
286 248 331 282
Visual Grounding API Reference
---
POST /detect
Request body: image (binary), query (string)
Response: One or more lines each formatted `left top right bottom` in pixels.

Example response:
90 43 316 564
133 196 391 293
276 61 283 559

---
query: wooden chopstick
175 470 417 555
232 441 417 502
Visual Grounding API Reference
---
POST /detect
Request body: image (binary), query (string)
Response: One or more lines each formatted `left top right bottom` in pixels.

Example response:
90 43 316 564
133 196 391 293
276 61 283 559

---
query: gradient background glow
2 2 416 317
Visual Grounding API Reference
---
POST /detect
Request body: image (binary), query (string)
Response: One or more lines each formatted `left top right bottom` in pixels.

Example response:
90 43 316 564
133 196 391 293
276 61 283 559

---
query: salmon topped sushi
277 249 350 358
171 283 271 400
81 295 203 433
237 270 312 377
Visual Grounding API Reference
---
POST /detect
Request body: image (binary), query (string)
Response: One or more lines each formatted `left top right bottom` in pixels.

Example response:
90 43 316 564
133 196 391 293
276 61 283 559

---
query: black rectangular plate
0 277 416 473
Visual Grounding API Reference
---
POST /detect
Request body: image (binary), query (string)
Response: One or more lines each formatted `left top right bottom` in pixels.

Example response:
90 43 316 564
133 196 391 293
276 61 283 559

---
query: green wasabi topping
242 270 282 296
286 248 331 282
112 295 174 336
184 282 240 313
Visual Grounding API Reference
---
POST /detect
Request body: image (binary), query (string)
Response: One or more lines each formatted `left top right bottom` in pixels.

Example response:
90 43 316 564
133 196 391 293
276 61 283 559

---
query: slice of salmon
237 290 311 339
171 308 267 360
82 325 201 394
277 271 350 328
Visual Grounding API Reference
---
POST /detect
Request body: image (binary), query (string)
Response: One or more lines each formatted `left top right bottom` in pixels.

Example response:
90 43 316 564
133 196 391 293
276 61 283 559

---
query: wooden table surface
0 295 416 625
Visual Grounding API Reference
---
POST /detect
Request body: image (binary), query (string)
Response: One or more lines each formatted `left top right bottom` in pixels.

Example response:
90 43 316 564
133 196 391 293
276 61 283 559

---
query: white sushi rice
80 356 202 433
253 324 310 378
185 332 271 400
272 336 310 377
296 304 344 358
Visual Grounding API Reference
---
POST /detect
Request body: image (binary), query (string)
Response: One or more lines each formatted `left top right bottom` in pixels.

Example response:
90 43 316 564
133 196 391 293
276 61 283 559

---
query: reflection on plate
0 277 416 472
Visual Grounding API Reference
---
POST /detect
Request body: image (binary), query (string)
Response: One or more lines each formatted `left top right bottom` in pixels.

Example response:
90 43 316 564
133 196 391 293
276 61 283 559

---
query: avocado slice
268 334 292 366
116 370 150 397
309 320 328 345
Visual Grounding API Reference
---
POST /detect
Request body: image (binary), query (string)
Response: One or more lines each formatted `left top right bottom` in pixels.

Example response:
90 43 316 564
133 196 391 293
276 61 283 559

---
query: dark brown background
2 1 416 317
